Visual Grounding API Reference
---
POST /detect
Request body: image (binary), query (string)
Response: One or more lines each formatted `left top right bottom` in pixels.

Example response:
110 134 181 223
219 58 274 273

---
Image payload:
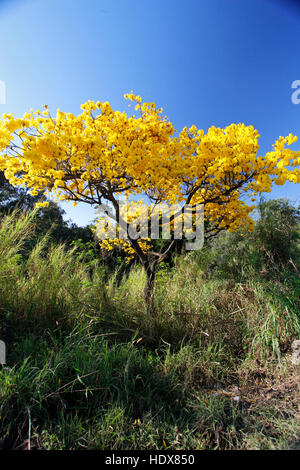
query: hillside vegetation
0 198 299 450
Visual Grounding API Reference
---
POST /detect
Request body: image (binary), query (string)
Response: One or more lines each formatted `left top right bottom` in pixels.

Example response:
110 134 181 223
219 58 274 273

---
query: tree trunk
144 262 156 314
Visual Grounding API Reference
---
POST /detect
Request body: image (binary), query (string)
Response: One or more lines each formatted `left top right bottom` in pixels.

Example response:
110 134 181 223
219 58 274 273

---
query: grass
0 209 299 450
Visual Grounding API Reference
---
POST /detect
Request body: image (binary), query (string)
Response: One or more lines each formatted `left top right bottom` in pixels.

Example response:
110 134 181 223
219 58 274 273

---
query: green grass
0 209 299 450
1 331 298 450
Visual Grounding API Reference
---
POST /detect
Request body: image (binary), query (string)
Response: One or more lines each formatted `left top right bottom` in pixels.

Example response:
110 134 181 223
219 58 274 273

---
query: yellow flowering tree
0 93 299 310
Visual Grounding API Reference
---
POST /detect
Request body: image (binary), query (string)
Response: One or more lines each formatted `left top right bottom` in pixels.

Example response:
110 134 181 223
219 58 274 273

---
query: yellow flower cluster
100 237 151 263
94 199 152 260
0 93 299 257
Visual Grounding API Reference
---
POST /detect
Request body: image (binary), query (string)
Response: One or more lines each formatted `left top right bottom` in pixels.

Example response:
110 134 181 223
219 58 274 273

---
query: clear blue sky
0 0 299 226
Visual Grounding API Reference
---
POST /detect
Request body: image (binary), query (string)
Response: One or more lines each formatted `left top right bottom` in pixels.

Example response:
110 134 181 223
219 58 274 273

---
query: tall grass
1 209 298 359
0 211 108 337
0 209 299 450
107 256 299 364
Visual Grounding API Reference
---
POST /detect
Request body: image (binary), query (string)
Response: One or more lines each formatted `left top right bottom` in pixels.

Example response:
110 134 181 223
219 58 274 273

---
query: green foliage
0 199 299 450
193 197 300 282
1 329 298 450
0 170 45 215
0 211 108 336
255 198 300 265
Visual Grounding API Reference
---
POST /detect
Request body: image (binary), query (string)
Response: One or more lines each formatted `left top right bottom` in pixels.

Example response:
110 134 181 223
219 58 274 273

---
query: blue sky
0 0 299 226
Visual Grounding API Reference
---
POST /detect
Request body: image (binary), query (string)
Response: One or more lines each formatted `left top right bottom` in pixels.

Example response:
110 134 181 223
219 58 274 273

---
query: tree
0 170 46 215
197 198 300 282
255 197 300 267
0 93 299 310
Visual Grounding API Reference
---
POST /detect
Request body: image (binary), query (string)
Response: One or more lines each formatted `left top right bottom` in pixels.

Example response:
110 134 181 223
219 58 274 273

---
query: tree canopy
1 93 299 218
1 93 299 307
